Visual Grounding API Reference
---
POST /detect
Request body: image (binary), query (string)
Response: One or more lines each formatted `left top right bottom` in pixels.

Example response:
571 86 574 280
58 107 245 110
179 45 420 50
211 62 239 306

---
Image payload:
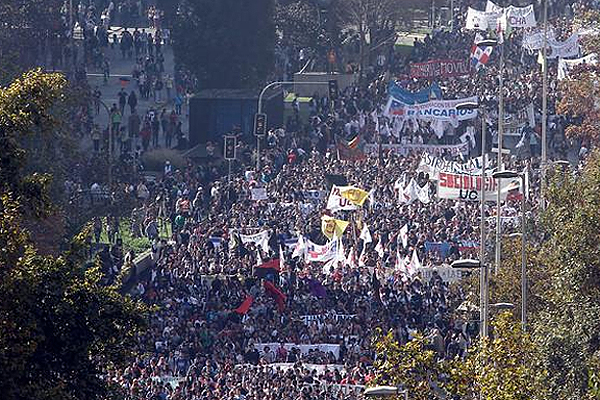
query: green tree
371 329 446 399
0 70 147 400
531 152 600 400
172 0 276 89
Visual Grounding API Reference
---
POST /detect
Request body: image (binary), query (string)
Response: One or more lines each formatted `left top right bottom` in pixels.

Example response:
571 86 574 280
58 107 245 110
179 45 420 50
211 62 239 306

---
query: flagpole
541 0 549 209
495 41 505 275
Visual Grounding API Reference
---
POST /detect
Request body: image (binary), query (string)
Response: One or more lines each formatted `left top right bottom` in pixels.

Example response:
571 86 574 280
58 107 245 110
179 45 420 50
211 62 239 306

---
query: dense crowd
51 1 593 400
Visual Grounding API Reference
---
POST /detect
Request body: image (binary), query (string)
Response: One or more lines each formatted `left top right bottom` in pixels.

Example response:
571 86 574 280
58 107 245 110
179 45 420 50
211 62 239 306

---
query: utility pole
495 43 505 274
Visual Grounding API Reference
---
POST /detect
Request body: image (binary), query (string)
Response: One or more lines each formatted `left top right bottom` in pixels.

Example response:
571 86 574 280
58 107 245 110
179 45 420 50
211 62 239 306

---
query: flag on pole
374 237 384 258
321 216 350 240
292 234 306 259
399 224 409 248
471 34 493 71
360 223 373 244
340 186 370 207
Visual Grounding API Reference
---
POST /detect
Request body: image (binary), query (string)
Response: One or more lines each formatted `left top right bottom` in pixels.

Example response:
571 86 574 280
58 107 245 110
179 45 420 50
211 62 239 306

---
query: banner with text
437 171 521 202
409 59 471 79
384 96 479 121
417 152 488 180
364 142 469 157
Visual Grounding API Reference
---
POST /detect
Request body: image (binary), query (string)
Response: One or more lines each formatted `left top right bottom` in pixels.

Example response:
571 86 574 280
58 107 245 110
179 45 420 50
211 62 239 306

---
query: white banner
385 96 479 122
522 28 556 51
251 188 268 201
418 266 464 283
436 171 521 202
548 33 580 59
306 239 339 262
558 53 598 80
417 152 488 180
465 7 500 30
254 343 341 360
326 185 359 212
239 230 270 253
364 142 469 157
503 5 537 29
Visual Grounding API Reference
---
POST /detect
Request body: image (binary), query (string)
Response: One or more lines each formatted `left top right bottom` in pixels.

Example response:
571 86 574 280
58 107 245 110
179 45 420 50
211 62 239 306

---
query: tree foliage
371 313 547 400
172 0 276 89
0 70 147 400
556 68 600 143
275 1 328 50
531 152 600 400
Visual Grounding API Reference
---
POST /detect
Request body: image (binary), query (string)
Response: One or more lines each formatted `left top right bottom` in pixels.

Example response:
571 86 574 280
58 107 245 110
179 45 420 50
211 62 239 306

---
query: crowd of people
46 1 595 399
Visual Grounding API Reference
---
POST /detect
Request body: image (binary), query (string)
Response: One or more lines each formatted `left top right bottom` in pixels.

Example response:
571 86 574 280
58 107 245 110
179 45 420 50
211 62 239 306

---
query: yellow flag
340 186 369 206
321 216 350 240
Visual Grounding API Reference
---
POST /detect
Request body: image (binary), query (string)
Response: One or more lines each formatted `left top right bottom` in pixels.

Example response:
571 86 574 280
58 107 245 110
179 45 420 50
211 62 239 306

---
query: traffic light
328 80 338 100
254 113 267 136
224 136 236 160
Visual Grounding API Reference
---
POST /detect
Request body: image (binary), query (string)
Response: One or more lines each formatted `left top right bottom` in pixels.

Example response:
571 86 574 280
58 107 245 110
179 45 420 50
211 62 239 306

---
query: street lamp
256 81 328 172
364 386 408 400
451 258 489 337
490 302 515 310
456 100 489 338
475 38 498 47
492 170 527 331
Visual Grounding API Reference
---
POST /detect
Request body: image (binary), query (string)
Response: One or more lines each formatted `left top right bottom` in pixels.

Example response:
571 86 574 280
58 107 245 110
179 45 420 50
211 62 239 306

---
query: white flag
374 237 384 258
416 182 431 204
399 224 409 249
407 249 422 277
292 234 306 259
360 223 373 244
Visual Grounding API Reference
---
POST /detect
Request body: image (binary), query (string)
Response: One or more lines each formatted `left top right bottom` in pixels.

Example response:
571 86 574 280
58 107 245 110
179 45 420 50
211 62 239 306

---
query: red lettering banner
410 59 472 79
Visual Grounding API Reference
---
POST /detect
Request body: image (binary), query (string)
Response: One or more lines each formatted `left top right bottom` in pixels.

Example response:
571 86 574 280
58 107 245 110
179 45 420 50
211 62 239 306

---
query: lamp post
457 97 491 337
492 170 527 331
364 385 408 400
256 81 328 172
452 258 488 337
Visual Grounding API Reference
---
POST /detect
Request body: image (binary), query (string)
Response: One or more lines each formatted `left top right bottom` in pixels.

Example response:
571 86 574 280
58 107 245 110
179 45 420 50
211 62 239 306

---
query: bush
141 148 186 172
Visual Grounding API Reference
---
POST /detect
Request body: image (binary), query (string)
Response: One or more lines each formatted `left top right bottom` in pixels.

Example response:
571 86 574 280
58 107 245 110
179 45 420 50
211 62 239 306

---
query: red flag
234 295 254 314
263 281 286 312
257 258 280 272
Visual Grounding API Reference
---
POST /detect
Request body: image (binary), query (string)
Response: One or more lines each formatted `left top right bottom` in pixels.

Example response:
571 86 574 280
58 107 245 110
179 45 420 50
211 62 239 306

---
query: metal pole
521 174 527 331
541 0 549 209
480 107 488 338
69 0 74 70
495 44 505 275
256 80 329 172
450 0 454 31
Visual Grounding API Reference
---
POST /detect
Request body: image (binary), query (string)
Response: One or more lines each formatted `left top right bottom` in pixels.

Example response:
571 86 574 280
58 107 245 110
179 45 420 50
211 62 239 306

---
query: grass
99 217 172 255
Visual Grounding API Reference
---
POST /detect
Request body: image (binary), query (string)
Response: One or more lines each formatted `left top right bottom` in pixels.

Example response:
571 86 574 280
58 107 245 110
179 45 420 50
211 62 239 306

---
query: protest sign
326 185 359 212
558 53 598 80
409 59 471 79
384 96 478 122
239 230 271 253
364 142 469 157
305 239 340 262
417 152 487 180
388 81 442 104
436 172 521 202
418 266 464 283
251 188 268 201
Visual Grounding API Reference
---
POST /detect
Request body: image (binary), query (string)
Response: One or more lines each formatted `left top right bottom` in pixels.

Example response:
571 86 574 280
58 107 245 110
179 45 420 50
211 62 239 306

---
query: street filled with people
31 1 596 399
